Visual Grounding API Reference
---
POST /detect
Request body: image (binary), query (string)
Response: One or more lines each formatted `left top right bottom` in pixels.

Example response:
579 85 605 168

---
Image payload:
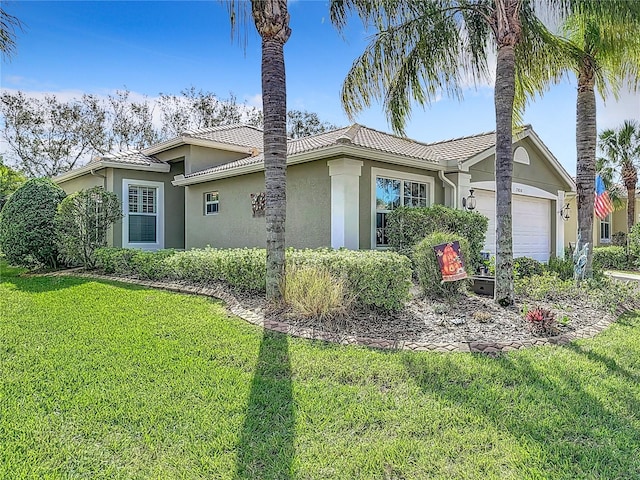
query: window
122 179 164 249
375 174 430 247
600 214 611 243
204 191 219 215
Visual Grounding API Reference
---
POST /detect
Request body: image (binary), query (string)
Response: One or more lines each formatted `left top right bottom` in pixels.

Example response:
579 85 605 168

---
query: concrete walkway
605 270 640 283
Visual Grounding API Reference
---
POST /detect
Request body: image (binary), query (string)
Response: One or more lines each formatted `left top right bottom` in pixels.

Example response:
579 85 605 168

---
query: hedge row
592 246 633 271
94 247 412 311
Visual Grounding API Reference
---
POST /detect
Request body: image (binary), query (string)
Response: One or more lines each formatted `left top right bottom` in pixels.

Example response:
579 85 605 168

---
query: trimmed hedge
385 204 488 273
413 232 470 298
94 247 412 311
513 257 545 279
592 246 629 271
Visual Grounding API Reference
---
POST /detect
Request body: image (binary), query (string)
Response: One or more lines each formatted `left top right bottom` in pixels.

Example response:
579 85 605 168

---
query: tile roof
185 124 264 150
425 131 496 162
184 124 441 179
98 150 165 166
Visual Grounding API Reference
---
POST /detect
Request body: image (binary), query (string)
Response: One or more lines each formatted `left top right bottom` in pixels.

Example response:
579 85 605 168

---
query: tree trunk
493 43 516 307
576 62 597 278
623 164 638 234
252 0 291 300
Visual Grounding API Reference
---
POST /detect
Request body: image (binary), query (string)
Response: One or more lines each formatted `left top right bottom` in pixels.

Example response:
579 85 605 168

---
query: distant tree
157 87 263 138
287 110 337 139
0 7 22 58
0 155 26 210
106 90 159 151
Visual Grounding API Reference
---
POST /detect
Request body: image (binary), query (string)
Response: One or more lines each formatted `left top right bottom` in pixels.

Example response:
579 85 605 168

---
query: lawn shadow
0 271 154 294
235 329 295 480
403 347 640 476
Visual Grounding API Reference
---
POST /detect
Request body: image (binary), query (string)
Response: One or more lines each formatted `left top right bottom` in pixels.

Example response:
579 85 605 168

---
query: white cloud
244 93 262 108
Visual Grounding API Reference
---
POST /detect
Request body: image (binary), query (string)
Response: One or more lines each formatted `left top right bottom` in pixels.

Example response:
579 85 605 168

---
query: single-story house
54 123 576 262
565 190 640 248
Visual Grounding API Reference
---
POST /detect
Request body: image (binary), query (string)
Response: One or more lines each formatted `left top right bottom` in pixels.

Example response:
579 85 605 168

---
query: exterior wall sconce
559 203 570 221
462 188 476 211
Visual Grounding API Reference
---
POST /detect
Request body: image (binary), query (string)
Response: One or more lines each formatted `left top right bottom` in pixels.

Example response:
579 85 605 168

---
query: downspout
439 171 457 209
90 169 107 189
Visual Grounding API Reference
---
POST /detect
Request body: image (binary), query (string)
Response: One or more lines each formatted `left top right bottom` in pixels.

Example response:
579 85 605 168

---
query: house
54 123 576 262
564 190 640 248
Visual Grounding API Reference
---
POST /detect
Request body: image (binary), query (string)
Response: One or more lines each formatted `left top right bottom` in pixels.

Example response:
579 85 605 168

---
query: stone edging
50 271 614 354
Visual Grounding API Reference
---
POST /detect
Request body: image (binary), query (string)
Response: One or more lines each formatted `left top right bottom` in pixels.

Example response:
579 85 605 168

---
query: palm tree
551 8 640 277
330 0 576 306
229 1 291 300
599 120 640 237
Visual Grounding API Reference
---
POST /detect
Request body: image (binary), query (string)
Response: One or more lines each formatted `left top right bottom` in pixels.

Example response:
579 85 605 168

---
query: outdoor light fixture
462 188 476 211
559 203 570 221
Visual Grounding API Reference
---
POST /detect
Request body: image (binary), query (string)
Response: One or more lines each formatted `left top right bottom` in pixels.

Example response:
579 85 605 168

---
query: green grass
1 260 640 479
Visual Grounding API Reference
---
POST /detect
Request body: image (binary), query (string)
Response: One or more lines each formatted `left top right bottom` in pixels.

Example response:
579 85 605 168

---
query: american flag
594 174 614 219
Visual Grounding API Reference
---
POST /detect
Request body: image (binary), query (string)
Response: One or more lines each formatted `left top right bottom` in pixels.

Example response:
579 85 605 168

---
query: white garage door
474 189 551 262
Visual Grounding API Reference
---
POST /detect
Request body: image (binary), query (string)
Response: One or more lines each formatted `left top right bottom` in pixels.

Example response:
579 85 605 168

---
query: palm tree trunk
623 165 638 235
252 0 291 300
576 63 597 278
494 43 516 307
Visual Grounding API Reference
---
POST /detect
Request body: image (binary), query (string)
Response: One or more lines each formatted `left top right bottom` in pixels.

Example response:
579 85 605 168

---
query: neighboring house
565 190 640 248
54 123 575 262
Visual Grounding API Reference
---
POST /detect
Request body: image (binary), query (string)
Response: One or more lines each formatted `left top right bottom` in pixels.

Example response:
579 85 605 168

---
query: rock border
50 271 614 354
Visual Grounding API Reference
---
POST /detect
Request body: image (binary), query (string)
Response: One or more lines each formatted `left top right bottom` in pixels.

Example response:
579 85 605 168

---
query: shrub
287 249 412 311
55 187 123 268
524 307 557 335
413 232 470 299
281 265 350 319
629 223 640 269
592 246 629 271
515 272 580 302
385 204 488 273
612 231 627 247
0 178 66 268
514 257 544 278
547 255 574 281
94 248 136 274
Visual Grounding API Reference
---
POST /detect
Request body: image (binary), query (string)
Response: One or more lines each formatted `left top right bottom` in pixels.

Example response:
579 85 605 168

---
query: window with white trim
600 214 611 243
204 191 219 215
375 176 429 247
122 179 164 249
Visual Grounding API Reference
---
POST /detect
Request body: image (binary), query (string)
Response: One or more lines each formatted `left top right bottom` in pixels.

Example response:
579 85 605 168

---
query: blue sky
1 0 638 176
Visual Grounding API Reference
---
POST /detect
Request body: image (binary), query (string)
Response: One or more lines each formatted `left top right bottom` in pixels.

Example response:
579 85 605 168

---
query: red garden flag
433 241 468 282
594 175 614 220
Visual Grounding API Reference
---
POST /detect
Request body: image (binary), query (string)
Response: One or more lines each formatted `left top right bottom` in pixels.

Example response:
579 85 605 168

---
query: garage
474 189 551 262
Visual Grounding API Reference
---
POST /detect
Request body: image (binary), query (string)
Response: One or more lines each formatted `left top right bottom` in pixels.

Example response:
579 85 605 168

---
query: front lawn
1 262 639 479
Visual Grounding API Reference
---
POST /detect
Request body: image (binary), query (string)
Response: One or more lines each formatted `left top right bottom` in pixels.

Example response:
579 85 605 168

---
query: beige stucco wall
58 170 108 194
470 137 572 195
184 159 331 249
186 146 249 175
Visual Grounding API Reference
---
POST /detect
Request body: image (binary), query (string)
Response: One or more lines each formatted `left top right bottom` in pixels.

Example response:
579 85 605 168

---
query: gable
468 137 573 195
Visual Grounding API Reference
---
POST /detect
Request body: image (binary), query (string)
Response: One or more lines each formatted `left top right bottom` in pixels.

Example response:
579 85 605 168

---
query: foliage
413 232 470 299
515 272 581 303
524 307 557 335
95 247 412 311
546 255 574 281
287 110 337 139
281 265 350 319
0 7 21 58
629 223 640 268
611 231 627 247
54 187 122 268
513 257 544 279
592 246 630 270
0 178 66 267
584 275 640 315
385 205 488 273
0 156 25 210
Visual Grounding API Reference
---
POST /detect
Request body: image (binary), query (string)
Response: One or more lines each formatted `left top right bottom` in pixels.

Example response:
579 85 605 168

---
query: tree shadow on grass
235 329 295 480
1 271 153 294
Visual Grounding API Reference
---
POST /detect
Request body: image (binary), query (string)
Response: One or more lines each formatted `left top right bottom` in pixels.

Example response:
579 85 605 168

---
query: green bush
514 257 544 278
281 265 350 319
592 246 629 271
55 187 123 268
629 223 640 269
612 231 627 247
95 247 412 311
547 255 574 281
385 204 488 273
287 249 412 311
0 178 66 268
413 232 470 299
515 272 581 302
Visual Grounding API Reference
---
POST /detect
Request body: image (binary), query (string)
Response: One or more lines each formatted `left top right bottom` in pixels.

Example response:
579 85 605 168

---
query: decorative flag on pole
433 241 468 282
594 175 614 219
